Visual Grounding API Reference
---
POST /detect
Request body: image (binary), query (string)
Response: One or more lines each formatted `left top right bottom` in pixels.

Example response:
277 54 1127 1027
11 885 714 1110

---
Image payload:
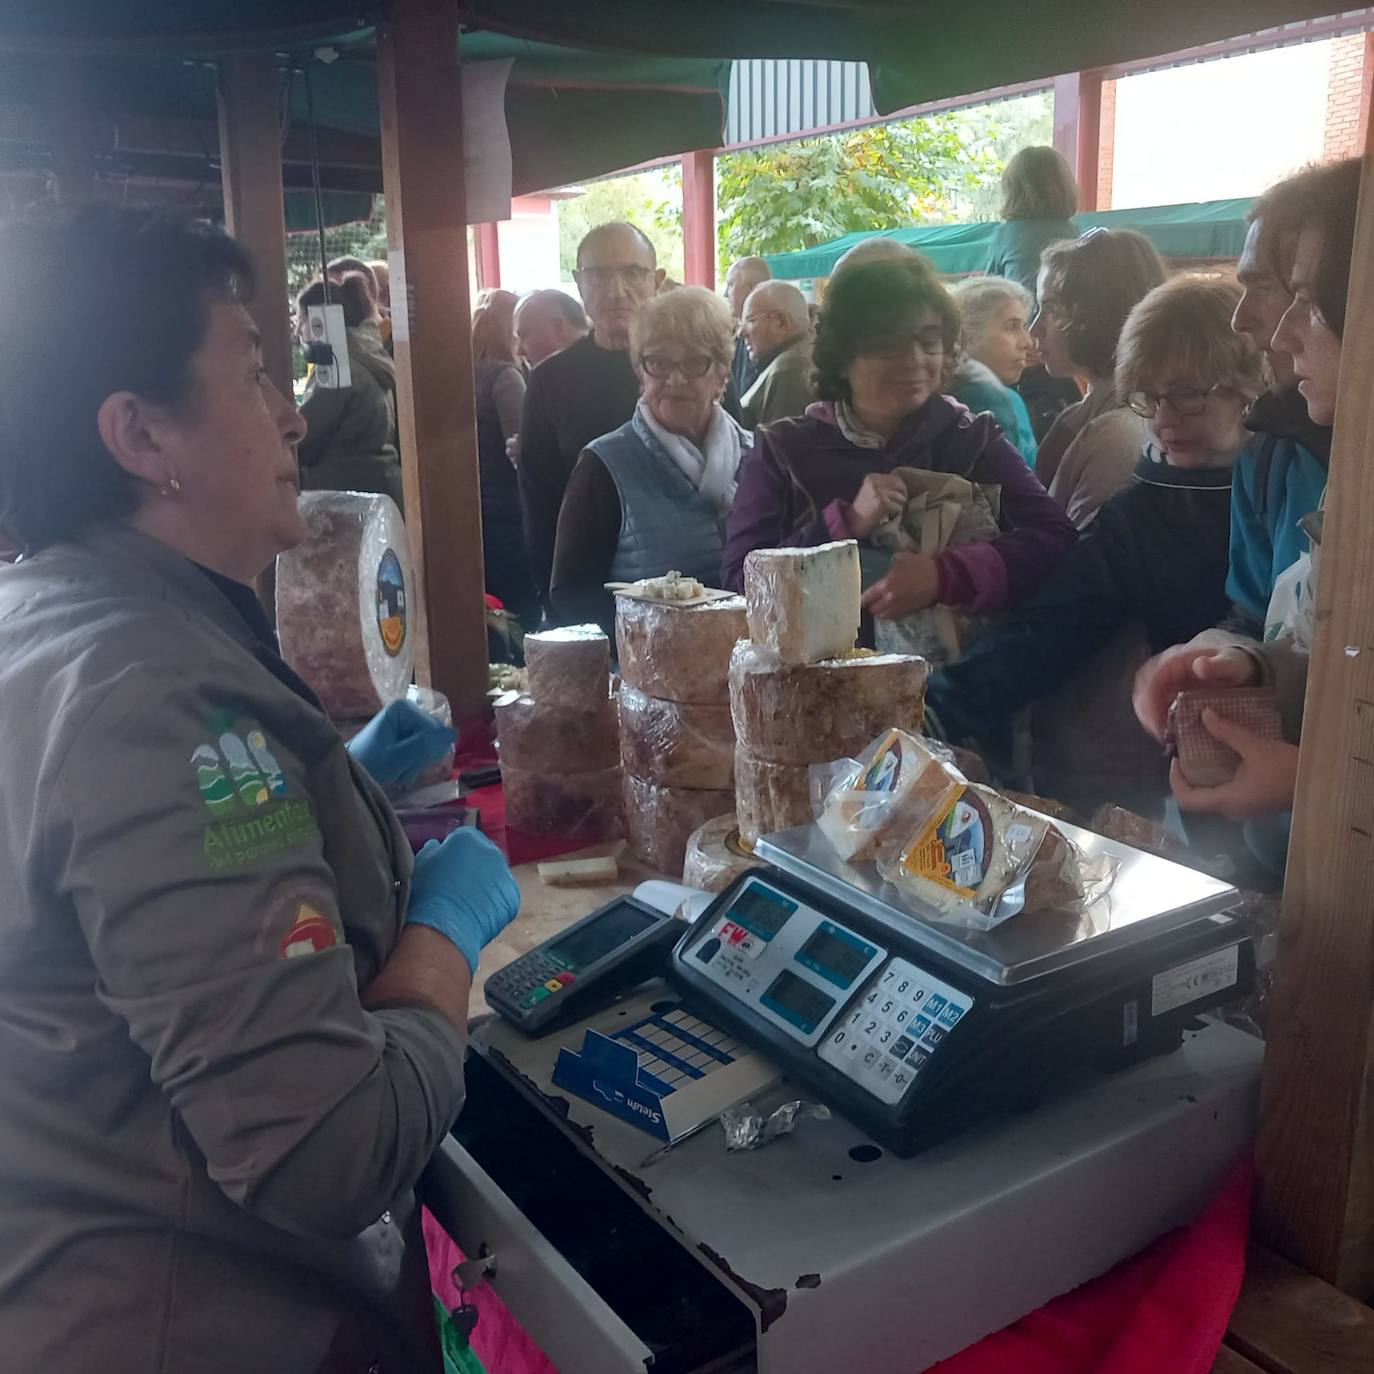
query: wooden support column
216 54 294 400
47 56 98 203
682 149 716 289
1253 131 1374 1290
474 222 502 290
378 0 489 719
1052 71 1103 213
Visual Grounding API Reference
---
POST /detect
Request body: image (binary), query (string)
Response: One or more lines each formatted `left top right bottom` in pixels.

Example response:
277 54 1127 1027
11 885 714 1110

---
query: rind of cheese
615 594 747 704
618 685 735 790
523 624 610 706
503 763 624 841
682 813 764 892
734 748 815 846
624 775 736 874
495 692 620 773
729 641 928 765
742 540 861 666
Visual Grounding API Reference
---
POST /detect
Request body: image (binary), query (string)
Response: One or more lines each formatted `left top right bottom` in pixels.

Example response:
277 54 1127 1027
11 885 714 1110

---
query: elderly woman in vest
550 286 750 633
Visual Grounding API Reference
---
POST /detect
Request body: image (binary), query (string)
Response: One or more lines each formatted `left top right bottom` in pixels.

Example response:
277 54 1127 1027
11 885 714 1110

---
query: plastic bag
720 1100 831 1151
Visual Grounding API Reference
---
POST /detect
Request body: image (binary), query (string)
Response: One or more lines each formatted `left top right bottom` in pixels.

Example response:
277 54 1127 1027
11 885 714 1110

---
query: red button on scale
556 971 576 985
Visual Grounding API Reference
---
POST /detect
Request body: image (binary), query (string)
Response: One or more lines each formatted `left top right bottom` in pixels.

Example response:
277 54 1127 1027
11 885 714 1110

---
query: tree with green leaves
716 113 1003 268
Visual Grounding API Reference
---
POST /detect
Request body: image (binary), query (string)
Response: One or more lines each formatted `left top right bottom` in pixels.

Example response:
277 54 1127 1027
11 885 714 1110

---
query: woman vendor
722 255 1075 634
551 285 751 632
0 204 520 1373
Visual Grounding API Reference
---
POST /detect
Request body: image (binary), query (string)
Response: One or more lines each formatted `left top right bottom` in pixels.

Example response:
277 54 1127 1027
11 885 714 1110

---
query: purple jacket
722 398 1076 611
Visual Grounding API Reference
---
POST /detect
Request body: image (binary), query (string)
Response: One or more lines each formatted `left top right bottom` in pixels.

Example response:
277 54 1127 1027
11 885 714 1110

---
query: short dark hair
299 272 373 329
1038 229 1167 378
813 256 961 401
327 255 379 301
0 203 253 553
576 221 657 268
1252 158 1361 338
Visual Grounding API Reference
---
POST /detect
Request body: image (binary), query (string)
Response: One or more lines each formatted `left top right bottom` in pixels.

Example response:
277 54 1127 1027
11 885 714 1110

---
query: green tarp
762 197 1259 280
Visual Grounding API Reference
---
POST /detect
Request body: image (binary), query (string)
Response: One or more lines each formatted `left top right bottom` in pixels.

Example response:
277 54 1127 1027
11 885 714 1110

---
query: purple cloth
722 398 1076 611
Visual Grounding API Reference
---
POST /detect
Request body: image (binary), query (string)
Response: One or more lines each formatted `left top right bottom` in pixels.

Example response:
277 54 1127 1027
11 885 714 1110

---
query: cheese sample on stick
618 686 735 790
495 691 619 772
683 814 764 893
729 642 928 765
624 775 736 874
523 624 610 706
503 764 624 841
615 593 748 704
743 540 861 665
734 748 815 845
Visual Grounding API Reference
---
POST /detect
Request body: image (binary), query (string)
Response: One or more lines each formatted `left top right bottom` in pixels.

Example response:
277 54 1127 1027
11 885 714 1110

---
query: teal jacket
1224 388 1329 637
985 218 1077 298
951 360 1038 467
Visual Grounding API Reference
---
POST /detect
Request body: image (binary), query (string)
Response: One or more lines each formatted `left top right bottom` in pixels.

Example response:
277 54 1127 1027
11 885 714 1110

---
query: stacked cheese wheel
496 626 623 841
732 541 929 845
615 594 749 874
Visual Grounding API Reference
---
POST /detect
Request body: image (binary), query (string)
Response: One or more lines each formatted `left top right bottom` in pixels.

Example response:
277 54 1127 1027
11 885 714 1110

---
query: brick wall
1097 79 1118 210
1323 31 1373 162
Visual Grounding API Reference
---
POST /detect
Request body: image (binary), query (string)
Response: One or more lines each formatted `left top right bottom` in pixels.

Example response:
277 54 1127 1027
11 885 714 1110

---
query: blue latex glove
347 699 457 788
407 828 521 975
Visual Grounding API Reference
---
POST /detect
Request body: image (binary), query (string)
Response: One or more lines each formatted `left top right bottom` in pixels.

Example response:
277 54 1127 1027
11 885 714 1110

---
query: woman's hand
861 552 942 620
844 473 908 540
1132 644 1260 743
1170 709 1300 819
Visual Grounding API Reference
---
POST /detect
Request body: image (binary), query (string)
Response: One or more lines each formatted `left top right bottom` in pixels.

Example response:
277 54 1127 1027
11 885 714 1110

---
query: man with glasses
739 280 814 428
517 222 664 619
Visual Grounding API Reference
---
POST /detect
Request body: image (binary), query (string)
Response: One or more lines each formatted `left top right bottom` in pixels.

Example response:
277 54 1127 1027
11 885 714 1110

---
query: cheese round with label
624 774 736 875
276 491 414 720
615 594 748 704
618 685 735 790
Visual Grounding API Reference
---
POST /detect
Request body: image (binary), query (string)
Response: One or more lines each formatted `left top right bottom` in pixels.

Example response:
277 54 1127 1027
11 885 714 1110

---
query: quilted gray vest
587 410 746 587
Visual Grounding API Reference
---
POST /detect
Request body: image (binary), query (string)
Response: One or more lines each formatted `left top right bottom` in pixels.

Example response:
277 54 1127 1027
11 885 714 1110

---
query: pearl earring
160 476 182 498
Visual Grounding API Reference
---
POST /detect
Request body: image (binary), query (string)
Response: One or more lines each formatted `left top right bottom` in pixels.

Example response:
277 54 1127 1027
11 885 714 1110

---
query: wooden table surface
470 841 665 1016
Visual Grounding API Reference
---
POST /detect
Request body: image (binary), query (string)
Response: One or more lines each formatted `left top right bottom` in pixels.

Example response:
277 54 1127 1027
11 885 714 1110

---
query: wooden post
377 0 490 719
1052 70 1103 213
216 54 294 400
682 149 716 288
1253 140 1374 1292
47 56 98 203
475 223 502 290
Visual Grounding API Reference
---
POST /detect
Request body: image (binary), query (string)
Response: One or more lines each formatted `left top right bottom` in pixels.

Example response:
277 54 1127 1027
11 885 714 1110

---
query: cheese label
857 730 908 794
899 786 994 897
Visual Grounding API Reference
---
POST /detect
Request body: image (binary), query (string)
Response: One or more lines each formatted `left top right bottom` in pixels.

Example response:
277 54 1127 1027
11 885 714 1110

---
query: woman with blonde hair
550 286 751 632
950 276 1038 464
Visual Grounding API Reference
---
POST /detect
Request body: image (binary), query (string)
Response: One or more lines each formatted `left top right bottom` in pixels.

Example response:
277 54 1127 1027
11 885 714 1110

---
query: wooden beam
681 149 716 288
1052 70 1103 213
475 222 502 290
1252 131 1374 1289
377 0 490 720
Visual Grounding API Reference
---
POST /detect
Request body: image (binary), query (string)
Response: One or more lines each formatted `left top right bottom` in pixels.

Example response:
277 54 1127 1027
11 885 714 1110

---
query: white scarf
636 398 744 515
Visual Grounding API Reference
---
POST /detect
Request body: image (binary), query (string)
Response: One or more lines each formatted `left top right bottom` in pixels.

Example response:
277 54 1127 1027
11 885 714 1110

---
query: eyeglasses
1127 384 1225 418
640 352 716 380
859 332 945 361
575 265 656 289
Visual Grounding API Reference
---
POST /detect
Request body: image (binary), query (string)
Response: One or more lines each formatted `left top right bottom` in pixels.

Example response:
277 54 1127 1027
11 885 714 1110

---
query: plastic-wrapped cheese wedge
729 642 927 765
523 624 610 707
615 593 747 705
495 691 620 773
742 539 861 665
503 764 624 841
816 729 957 862
618 685 735 790
734 748 814 846
624 775 735 874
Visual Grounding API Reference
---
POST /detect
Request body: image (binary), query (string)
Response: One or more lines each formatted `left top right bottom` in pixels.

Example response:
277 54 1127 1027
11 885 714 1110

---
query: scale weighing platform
428 819 1265 1373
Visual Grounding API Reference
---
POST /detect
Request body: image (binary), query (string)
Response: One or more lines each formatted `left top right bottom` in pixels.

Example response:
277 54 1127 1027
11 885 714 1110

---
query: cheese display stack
732 540 929 845
615 592 749 873
497 625 623 840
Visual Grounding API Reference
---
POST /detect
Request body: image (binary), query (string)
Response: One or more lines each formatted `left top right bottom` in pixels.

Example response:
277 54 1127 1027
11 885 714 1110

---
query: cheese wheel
734 748 815 846
524 624 610 706
743 540 861 665
496 692 619 772
618 685 735 790
624 774 735 874
615 594 748 704
682 814 764 893
276 491 415 719
729 642 928 765
503 764 624 841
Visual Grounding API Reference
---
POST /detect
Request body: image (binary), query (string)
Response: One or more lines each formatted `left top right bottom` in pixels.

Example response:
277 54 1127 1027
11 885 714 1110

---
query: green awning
763 197 1259 280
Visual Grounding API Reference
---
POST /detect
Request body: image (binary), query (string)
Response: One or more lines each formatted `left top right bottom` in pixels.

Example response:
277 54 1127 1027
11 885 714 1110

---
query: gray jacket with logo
0 525 463 1373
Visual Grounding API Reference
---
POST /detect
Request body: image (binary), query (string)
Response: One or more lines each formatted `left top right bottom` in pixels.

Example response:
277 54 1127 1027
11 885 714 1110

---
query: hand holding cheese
845 472 908 540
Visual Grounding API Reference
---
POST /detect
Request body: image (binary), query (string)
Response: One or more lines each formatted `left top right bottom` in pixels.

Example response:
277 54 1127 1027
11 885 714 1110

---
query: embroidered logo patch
279 901 340 959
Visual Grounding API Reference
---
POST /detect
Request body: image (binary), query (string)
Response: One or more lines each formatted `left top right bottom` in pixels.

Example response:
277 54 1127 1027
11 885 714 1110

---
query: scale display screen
546 903 659 973
760 968 837 1034
797 923 875 989
727 884 797 942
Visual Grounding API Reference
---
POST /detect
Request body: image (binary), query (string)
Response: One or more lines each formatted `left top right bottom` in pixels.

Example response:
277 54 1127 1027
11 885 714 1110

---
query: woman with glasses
925 274 1265 819
1032 229 1167 529
722 255 1075 632
549 286 751 633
